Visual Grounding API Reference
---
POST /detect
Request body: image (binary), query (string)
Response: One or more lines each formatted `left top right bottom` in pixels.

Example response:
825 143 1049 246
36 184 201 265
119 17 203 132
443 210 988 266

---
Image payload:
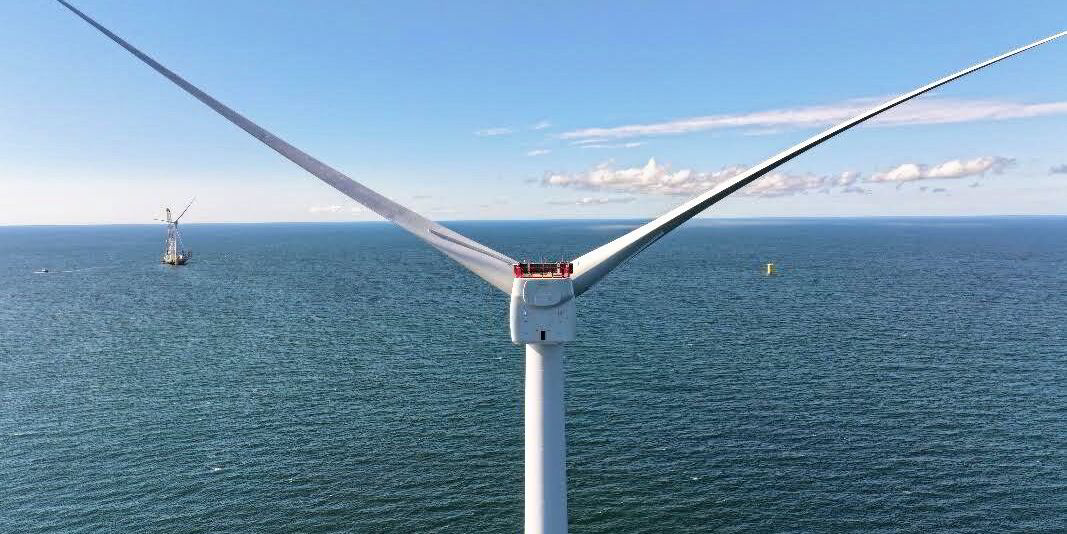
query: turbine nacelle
510 263 576 344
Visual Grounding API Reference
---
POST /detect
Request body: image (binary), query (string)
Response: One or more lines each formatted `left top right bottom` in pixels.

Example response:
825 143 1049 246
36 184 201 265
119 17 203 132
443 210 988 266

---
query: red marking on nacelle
514 262 573 278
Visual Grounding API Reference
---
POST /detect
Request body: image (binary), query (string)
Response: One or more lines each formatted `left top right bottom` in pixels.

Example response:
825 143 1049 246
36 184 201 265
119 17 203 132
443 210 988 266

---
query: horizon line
3 213 1067 228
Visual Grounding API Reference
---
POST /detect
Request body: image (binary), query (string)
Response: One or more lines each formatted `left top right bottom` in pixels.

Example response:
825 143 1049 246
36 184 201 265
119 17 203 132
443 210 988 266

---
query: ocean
1 217 1064 532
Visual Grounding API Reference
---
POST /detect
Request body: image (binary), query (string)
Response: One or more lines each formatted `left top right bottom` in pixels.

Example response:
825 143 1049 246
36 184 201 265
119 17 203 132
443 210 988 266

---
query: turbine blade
174 196 196 223
56 0 517 293
570 30 1066 296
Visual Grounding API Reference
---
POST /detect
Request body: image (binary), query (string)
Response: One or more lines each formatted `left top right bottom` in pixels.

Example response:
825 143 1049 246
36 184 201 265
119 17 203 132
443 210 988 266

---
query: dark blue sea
1 218 1065 533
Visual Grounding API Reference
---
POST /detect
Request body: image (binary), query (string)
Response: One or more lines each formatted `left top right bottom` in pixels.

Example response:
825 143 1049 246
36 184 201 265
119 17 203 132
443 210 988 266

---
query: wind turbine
155 197 195 265
54 2 1064 532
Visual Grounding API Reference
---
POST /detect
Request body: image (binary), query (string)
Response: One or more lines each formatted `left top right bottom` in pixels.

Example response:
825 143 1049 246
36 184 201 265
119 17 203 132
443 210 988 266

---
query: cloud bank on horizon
547 196 636 206
542 156 1015 198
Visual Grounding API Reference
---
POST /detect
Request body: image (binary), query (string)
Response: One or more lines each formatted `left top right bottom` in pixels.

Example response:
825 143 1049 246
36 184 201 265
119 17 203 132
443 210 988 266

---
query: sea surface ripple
1 218 1064 532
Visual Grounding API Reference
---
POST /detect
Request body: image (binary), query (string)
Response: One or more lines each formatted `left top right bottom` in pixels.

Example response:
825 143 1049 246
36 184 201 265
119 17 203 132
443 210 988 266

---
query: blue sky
1 1 1065 225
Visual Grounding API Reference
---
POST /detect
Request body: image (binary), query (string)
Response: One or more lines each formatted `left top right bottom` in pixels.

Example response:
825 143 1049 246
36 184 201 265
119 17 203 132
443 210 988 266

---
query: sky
1 1 1066 225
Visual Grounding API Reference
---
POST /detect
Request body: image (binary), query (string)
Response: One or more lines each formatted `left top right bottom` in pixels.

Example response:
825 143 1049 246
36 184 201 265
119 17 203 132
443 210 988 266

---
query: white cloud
527 149 551 157
743 172 834 197
869 156 1014 183
741 128 786 136
540 156 1013 199
531 120 552 130
1050 164 1067 175
542 158 819 197
834 170 861 186
548 196 637 206
475 127 514 137
560 98 1067 140
580 142 645 150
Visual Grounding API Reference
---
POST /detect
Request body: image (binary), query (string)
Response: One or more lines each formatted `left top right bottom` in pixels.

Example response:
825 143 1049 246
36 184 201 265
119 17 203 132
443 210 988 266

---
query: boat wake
35 266 109 274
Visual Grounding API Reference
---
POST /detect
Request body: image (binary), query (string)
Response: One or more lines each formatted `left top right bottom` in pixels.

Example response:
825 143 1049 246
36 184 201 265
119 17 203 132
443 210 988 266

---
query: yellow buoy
765 262 776 276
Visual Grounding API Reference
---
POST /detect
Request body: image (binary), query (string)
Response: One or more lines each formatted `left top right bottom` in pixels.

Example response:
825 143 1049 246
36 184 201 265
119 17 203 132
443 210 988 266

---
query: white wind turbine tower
54 2 1064 532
